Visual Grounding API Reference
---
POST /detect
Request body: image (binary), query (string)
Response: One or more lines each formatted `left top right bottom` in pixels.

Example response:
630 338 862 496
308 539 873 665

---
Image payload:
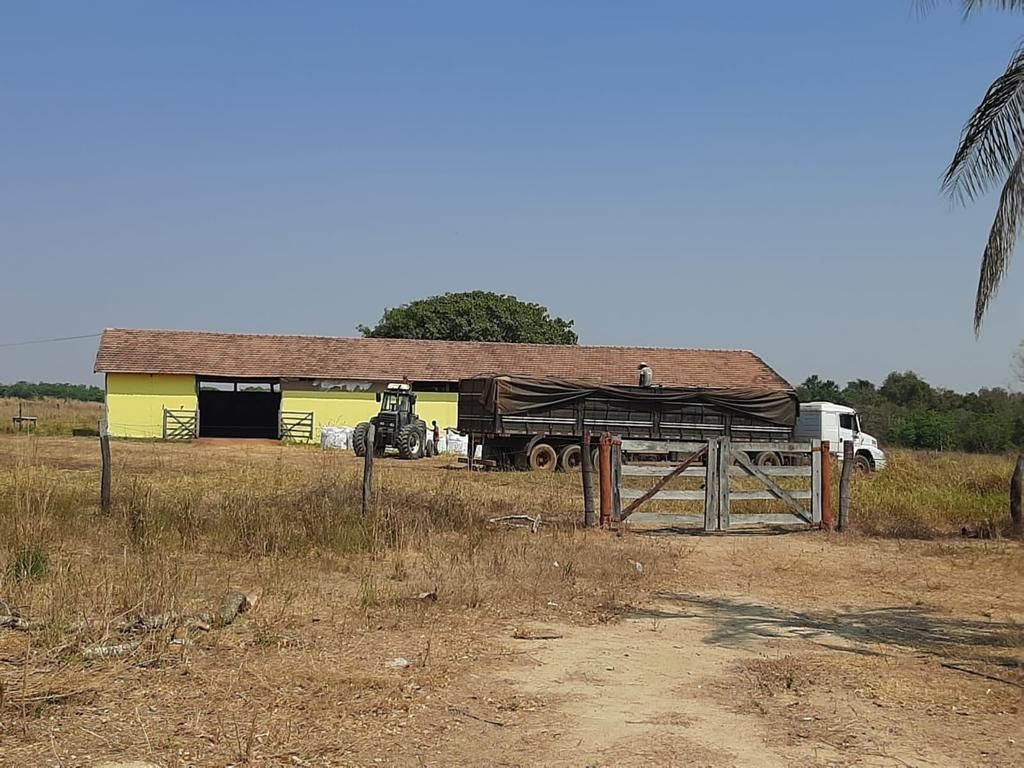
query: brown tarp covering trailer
473 376 798 427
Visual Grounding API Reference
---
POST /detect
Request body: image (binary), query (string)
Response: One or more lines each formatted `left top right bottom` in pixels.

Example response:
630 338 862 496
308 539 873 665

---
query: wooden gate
280 411 314 442
615 437 822 531
162 408 198 441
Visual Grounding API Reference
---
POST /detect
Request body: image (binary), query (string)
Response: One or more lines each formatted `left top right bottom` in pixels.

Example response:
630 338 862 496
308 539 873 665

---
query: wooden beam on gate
704 438 720 532
811 440 822 525
718 438 731 531
619 444 709 522
732 450 813 524
611 438 623 524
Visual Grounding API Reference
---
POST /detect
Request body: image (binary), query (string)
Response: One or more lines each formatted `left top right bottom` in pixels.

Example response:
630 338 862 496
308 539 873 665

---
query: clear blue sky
2 1 1022 391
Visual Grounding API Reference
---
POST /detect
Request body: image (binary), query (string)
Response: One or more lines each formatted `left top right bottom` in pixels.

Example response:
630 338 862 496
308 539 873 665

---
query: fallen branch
219 590 250 626
120 611 213 635
0 615 32 631
512 627 563 640
447 706 506 727
487 514 542 533
941 662 1024 689
82 641 141 660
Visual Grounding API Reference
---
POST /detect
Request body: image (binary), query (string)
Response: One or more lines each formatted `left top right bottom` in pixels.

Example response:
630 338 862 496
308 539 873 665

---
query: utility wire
0 333 101 349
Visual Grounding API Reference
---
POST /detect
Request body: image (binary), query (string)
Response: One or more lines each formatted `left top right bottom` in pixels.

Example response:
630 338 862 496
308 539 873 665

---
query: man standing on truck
638 362 653 387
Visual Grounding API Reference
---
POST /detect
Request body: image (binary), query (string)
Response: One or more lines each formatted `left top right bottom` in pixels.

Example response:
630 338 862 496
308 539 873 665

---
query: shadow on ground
631 593 1022 664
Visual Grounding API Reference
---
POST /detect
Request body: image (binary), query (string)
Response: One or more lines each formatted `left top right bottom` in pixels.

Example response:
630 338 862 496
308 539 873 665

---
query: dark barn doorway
197 379 281 439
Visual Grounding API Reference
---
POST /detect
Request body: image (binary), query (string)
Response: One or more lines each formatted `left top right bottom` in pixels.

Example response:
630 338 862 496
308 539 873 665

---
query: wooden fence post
703 438 720 532
362 423 376 516
838 440 853 532
820 440 834 530
1011 454 1024 539
598 434 612 528
99 420 112 512
611 437 623 525
581 432 595 528
467 434 475 472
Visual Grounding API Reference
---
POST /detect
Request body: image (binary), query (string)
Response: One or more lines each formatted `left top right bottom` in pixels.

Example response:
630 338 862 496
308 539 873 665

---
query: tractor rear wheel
528 442 557 471
398 425 424 459
352 422 370 457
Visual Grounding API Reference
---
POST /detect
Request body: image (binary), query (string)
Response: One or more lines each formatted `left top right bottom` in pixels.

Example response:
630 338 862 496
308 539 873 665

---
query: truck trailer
457 375 885 472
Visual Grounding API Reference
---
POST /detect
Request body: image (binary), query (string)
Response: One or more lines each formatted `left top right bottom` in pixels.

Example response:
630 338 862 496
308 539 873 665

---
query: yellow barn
93 328 788 443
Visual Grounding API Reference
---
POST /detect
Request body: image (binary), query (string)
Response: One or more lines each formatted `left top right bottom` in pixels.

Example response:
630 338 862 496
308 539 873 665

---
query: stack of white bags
320 425 354 450
320 425 480 457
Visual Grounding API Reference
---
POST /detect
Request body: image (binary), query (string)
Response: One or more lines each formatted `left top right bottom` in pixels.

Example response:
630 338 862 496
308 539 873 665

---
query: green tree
795 375 843 403
358 291 578 344
880 371 934 409
938 1 1024 332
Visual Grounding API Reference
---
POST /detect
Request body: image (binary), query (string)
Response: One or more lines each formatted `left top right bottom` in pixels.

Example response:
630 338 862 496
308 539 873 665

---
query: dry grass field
0 398 103 436
0 435 1021 766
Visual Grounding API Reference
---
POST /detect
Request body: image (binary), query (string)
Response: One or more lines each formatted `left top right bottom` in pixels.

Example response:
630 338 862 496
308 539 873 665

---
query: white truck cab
793 402 886 472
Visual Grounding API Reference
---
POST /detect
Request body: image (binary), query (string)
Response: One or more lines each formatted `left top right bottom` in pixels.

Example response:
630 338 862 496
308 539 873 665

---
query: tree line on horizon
796 371 1024 453
0 381 104 403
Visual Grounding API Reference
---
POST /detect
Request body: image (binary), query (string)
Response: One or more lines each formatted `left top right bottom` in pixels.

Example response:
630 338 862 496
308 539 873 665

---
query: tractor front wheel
398 425 424 459
352 422 371 457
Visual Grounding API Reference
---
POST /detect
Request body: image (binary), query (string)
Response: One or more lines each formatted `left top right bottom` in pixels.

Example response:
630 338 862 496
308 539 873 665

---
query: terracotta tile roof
94 328 791 390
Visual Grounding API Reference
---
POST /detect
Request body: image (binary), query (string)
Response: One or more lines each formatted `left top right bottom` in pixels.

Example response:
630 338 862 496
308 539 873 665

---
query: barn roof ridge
94 327 792 391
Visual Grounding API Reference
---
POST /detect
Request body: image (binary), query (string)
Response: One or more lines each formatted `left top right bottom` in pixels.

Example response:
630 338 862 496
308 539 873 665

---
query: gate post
703 438 720 532
820 440 834 530
598 434 613 528
581 432 596 528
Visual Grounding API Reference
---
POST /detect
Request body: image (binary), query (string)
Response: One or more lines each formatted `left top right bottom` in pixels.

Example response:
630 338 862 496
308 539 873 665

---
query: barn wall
279 388 459 444
105 373 197 438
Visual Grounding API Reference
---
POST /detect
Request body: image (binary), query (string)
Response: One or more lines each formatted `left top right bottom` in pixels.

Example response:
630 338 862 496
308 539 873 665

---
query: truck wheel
397 425 424 459
853 454 873 474
559 445 582 472
528 443 557 471
425 438 437 457
352 423 370 457
755 451 782 467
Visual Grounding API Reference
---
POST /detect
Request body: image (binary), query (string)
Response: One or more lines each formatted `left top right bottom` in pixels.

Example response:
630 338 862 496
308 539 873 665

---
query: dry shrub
851 449 1015 538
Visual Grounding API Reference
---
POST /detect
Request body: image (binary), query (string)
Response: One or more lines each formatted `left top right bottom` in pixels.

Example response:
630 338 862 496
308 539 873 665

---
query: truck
795 401 886 472
457 375 885 472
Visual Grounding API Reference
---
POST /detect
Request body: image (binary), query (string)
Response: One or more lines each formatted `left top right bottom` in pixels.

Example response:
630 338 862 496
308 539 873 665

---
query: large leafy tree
358 291 578 344
795 375 843 402
940 0 1024 332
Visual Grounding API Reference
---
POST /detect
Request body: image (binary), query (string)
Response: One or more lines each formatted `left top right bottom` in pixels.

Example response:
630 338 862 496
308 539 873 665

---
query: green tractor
352 384 432 460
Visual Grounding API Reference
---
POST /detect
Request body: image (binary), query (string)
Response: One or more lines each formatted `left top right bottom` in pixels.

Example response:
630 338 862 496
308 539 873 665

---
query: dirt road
494 535 1023 767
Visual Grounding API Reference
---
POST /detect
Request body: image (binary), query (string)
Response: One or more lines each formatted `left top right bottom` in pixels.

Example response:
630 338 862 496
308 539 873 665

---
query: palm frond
974 149 1024 332
962 0 1024 14
944 42 1024 203
914 0 1024 15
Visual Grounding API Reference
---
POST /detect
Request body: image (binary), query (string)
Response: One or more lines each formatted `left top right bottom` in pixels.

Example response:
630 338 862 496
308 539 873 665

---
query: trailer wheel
755 451 782 467
559 445 582 472
528 443 557 471
853 454 873 474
